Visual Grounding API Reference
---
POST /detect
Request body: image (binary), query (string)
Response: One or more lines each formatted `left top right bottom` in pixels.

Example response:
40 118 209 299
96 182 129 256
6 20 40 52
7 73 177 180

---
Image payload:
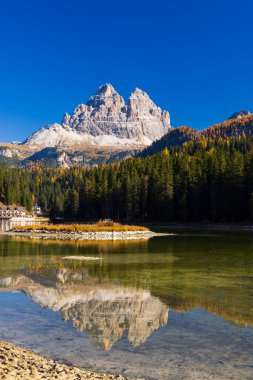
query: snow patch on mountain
0 148 19 158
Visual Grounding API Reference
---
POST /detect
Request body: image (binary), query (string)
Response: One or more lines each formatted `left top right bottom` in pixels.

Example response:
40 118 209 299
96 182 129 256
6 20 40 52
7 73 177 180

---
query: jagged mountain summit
229 109 251 120
23 83 171 149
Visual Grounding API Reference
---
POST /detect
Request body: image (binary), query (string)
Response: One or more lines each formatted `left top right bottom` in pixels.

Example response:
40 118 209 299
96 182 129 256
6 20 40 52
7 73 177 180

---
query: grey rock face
24 83 171 148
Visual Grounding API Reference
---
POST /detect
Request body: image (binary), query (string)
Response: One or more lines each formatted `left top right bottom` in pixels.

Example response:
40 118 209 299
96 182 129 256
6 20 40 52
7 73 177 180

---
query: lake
0 228 253 379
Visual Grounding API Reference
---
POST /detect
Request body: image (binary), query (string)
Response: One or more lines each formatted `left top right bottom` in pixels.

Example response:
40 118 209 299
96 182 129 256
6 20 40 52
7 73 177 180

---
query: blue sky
0 0 253 141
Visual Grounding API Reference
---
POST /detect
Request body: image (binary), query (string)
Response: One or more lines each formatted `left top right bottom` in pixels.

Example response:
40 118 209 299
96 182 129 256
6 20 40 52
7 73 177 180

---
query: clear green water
0 229 253 379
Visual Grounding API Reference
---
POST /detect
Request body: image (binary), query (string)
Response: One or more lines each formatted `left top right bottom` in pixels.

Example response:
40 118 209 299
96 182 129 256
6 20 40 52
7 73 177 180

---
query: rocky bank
6 229 161 241
0 340 142 380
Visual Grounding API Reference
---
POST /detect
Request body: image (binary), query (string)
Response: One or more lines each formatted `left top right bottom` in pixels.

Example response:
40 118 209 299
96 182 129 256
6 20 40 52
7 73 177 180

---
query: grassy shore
12 221 148 233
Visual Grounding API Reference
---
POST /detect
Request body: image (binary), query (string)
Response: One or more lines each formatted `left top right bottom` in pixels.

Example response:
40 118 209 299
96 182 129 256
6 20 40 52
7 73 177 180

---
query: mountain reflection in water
1 233 253 379
0 268 168 350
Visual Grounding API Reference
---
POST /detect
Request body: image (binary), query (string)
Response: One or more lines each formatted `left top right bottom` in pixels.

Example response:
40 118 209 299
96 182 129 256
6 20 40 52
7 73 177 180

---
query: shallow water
0 229 253 379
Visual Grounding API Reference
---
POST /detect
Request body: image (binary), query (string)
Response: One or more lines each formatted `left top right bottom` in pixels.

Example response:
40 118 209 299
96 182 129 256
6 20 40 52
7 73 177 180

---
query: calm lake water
0 228 253 379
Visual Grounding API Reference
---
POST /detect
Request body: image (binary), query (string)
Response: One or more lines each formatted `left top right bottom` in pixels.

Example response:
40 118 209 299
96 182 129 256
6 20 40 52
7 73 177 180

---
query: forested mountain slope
140 126 201 157
1 134 253 223
141 114 253 157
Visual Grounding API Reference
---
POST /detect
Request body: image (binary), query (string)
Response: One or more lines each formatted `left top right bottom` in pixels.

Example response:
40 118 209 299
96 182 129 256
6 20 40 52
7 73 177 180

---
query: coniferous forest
1 135 253 223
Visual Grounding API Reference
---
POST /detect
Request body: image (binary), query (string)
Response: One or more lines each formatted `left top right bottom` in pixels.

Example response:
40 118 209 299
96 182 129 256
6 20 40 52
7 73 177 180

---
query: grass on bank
12 220 148 233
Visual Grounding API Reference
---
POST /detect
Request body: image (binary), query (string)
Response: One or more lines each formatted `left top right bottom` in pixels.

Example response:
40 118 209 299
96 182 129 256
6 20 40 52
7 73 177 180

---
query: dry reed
13 222 148 233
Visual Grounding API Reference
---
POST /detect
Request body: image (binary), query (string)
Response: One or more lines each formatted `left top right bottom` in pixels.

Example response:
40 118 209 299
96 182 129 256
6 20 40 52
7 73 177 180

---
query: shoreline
0 230 170 241
150 222 253 232
0 340 142 379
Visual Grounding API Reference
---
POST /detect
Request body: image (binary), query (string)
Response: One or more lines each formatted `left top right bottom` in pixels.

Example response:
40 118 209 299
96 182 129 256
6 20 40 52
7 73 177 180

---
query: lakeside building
0 205 29 219
32 204 42 216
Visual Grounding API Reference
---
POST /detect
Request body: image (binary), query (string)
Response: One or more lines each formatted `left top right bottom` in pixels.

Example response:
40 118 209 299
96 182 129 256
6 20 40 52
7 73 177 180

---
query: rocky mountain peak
229 110 251 120
96 83 118 96
62 112 71 127
23 84 172 150
129 87 150 100
127 87 170 127
86 83 125 109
